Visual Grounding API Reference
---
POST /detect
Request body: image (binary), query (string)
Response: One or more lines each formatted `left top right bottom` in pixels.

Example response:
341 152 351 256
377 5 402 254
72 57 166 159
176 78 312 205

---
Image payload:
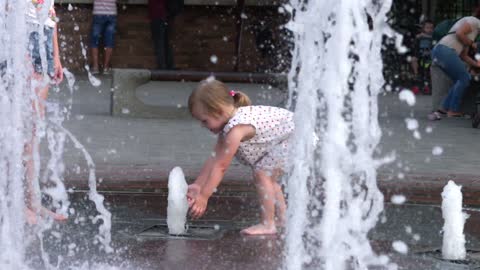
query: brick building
56 0 480 75
56 0 290 73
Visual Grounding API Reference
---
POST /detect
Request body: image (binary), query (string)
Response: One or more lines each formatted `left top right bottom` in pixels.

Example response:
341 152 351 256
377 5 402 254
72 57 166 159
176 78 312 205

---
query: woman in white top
431 13 480 117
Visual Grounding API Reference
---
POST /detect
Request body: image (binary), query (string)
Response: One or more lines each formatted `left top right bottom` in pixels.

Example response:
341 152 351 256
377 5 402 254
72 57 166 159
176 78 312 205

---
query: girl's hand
53 59 63 84
186 183 201 207
189 193 208 219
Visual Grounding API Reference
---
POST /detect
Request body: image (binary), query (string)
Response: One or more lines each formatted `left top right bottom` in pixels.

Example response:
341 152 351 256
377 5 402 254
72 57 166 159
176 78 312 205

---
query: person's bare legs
24 75 67 224
24 135 40 225
103 47 113 70
271 169 286 227
273 182 286 226
90 47 99 72
241 170 277 235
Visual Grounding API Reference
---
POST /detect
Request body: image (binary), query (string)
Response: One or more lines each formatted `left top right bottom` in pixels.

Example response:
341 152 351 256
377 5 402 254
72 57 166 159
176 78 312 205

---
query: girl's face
192 105 231 134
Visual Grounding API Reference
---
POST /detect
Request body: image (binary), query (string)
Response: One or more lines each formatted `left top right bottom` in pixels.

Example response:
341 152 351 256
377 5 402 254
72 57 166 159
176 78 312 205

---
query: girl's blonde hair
188 79 251 117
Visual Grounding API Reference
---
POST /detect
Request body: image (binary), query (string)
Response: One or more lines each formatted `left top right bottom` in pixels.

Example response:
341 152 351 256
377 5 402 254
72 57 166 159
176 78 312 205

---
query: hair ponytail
232 91 251 108
188 79 252 117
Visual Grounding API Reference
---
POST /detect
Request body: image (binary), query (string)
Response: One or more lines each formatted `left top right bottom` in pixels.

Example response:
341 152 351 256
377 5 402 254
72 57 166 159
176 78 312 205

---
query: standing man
149 0 182 69
90 0 117 75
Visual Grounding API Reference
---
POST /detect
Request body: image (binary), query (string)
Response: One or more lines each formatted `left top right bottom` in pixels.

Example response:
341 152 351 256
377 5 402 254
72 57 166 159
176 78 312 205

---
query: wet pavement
47 74 480 205
25 189 480 270
28 72 480 269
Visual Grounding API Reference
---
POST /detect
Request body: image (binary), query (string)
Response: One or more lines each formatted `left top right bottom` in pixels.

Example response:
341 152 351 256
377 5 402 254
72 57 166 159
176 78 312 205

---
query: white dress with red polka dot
222 105 294 173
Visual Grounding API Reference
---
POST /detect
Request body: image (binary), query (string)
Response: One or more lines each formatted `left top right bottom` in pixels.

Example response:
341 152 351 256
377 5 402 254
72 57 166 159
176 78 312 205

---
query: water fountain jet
285 0 395 269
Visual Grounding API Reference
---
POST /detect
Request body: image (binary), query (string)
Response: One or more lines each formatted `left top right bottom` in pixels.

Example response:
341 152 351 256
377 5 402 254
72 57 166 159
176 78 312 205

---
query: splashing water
0 1 112 268
285 0 395 269
441 180 468 261
167 167 188 235
0 1 34 267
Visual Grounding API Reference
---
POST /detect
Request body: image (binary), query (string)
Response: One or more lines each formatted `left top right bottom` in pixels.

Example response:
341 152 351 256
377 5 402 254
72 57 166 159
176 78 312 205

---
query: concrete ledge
58 0 282 6
65 165 480 207
430 64 451 111
112 69 171 118
111 68 288 118
430 64 478 114
150 70 288 88
111 68 196 118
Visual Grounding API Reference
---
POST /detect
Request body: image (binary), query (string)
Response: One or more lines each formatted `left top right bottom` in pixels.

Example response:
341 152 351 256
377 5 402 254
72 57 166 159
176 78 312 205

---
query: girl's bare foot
42 208 68 221
25 206 67 225
241 223 277 235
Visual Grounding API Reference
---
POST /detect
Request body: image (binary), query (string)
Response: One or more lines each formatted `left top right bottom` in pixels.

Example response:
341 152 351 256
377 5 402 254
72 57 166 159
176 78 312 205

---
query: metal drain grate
417 249 480 267
136 223 225 240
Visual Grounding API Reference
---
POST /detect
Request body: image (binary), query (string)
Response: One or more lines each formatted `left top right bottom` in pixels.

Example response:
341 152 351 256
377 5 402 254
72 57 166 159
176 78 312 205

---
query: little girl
25 0 66 224
187 78 294 235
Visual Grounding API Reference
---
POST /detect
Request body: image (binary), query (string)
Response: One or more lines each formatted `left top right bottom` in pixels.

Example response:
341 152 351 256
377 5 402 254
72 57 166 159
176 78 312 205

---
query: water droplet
391 195 406 205
210 55 218 64
432 146 443 156
392 240 408 254
399 89 416 106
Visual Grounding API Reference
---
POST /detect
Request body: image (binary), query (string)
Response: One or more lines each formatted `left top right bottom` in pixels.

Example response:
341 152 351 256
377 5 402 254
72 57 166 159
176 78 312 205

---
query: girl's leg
241 170 277 235
273 182 286 225
25 75 66 224
272 169 286 226
24 134 38 225
24 75 47 223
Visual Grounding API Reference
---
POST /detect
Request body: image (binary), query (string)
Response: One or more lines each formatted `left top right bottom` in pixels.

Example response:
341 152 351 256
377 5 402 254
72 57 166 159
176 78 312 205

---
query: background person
25 0 65 223
148 0 183 69
89 0 117 75
431 12 480 118
410 19 434 94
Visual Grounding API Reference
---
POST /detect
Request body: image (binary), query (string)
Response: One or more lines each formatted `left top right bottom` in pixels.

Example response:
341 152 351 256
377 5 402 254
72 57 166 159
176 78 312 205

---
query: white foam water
0 1 35 267
0 1 113 268
167 167 189 235
441 180 468 260
285 0 395 269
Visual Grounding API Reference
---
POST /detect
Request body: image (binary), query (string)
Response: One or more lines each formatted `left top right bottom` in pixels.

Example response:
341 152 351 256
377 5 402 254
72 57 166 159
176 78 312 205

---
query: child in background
187 79 294 235
411 20 434 94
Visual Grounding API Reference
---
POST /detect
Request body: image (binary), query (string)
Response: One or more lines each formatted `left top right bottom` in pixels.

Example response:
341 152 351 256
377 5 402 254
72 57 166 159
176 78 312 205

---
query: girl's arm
186 147 216 206
192 155 215 187
190 124 255 219
52 10 63 84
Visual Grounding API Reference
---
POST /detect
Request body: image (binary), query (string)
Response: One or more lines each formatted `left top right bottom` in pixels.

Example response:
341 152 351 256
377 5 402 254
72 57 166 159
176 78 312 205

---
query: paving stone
47 74 480 203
